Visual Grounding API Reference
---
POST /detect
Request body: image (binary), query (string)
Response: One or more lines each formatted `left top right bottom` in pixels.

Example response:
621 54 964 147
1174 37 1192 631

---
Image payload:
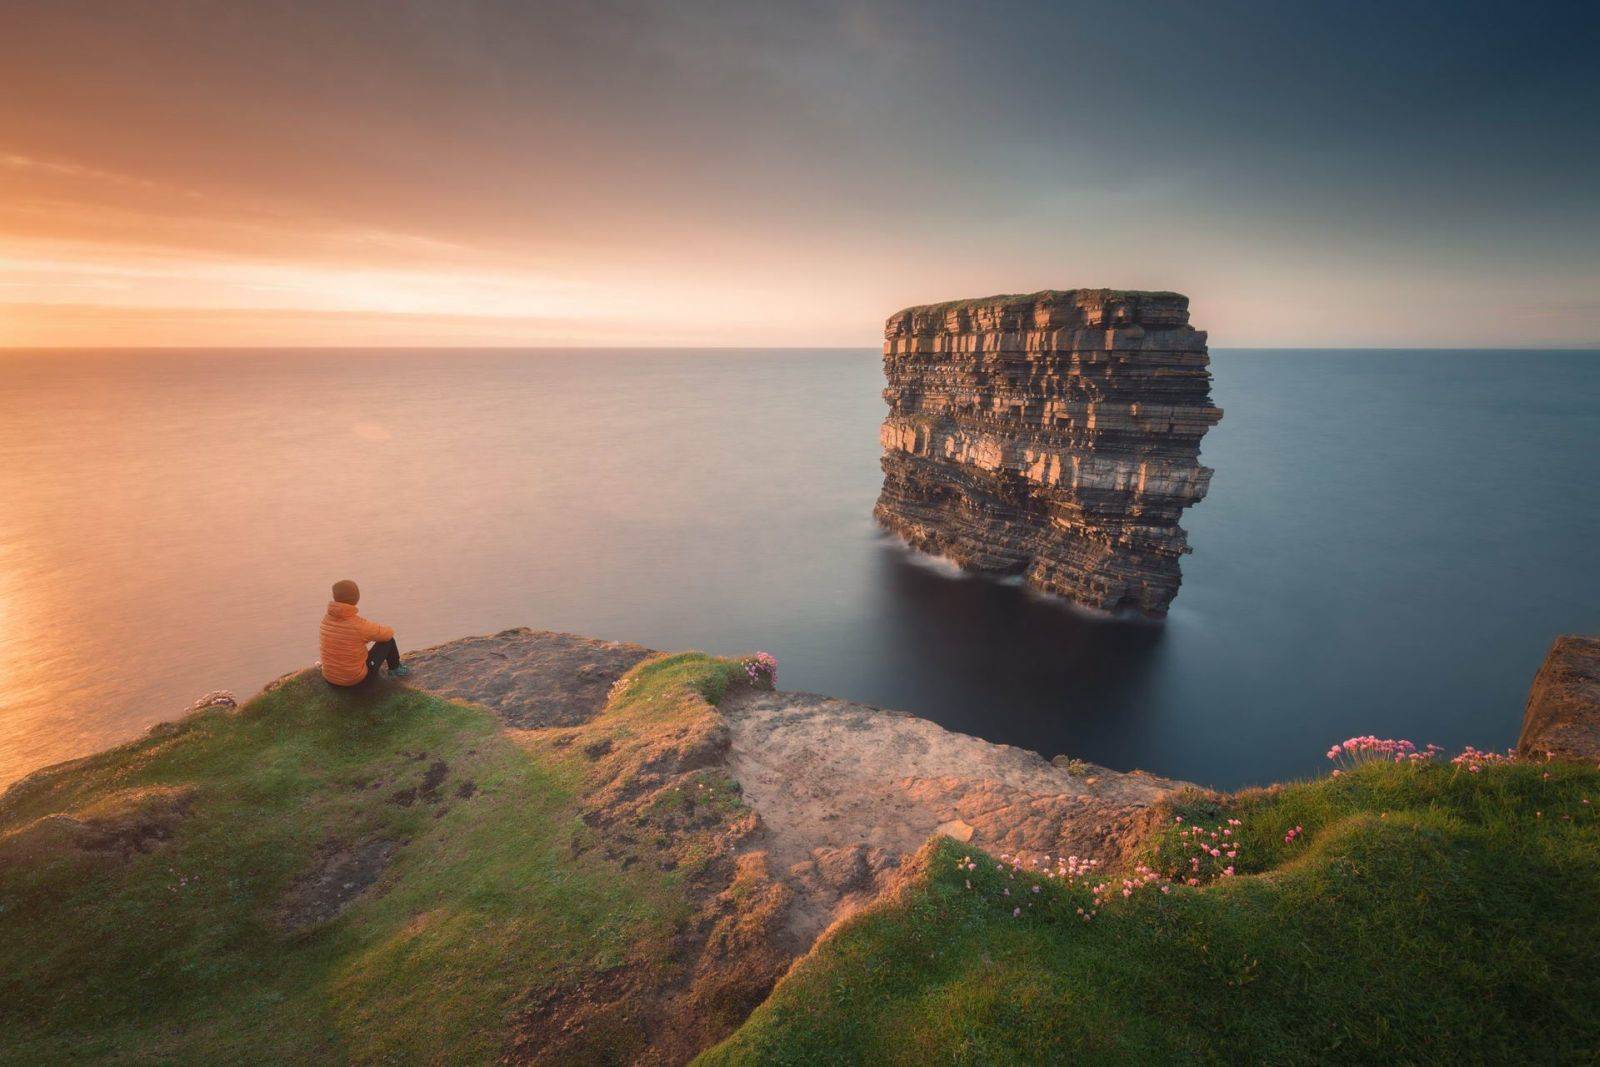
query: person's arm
358 616 395 642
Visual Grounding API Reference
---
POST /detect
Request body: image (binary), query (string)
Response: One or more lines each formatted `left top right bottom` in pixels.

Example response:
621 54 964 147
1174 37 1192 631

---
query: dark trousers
366 637 401 676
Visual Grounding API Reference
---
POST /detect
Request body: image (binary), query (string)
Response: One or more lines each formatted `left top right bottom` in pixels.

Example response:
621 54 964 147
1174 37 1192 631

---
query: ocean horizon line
3 344 1598 354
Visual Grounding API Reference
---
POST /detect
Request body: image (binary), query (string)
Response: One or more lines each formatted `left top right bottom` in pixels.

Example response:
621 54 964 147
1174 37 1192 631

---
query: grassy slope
702 759 1600 1066
0 654 746 1065
10 660 1600 1065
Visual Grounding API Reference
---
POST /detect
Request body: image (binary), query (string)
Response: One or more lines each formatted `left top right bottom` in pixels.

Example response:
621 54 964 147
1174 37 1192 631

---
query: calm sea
1 348 1595 790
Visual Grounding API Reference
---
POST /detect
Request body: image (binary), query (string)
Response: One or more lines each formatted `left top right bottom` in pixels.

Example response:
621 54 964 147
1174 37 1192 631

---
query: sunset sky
3 0 1597 348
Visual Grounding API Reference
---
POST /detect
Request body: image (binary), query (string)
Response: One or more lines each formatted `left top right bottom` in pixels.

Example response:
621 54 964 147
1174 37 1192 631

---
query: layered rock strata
875 289 1222 615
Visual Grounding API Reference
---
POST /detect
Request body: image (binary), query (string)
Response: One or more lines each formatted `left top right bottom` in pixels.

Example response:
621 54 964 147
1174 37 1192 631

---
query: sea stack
874 289 1223 616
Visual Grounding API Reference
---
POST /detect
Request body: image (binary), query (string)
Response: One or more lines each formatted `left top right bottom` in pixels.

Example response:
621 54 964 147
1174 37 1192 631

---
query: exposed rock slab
1518 635 1600 762
721 687 1186 940
875 288 1222 615
406 630 1188 946
404 627 653 727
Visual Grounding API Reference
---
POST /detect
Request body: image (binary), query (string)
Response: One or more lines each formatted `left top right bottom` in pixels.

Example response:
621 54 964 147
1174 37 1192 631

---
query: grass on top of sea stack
0 652 756 1064
699 757 1600 1065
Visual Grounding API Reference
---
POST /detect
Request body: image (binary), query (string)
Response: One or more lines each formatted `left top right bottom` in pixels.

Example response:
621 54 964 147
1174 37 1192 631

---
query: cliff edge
1517 634 1600 761
406 630 1184 945
7 630 1599 1065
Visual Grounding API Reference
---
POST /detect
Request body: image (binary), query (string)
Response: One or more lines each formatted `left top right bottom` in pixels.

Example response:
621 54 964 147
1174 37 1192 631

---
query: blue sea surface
0 348 1594 789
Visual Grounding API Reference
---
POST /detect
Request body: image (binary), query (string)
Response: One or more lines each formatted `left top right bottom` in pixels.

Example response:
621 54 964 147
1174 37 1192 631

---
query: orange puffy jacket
319 601 394 685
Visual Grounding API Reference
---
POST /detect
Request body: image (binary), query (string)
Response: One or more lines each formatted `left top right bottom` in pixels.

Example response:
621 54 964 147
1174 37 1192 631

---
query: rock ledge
1518 635 1600 762
407 629 1188 942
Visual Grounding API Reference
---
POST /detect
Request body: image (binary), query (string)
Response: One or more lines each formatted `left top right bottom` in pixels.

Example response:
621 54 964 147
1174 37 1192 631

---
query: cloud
0 1 1596 347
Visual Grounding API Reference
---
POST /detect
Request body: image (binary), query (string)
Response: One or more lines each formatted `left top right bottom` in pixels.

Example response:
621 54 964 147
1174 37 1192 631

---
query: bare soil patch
1 786 196 864
279 838 396 931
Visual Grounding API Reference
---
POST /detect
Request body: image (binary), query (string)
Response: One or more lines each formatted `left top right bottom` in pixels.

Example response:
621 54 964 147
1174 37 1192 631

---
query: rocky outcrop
875 289 1222 615
404 628 654 727
407 630 1187 948
1517 635 1600 761
721 687 1185 942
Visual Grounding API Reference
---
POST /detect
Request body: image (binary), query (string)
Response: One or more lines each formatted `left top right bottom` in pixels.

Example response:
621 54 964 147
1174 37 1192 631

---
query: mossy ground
0 653 752 1065
701 759 1600 1065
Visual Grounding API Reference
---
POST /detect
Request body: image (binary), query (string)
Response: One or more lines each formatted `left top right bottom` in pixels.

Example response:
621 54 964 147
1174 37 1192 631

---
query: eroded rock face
875 289 1223 615
1517 635 1600 761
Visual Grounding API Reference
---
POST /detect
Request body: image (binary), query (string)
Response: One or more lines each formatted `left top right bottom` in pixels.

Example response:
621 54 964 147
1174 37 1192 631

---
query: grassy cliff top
704 756 1600 1064
0 653 768 1064
890 288 1188 318
4 652 1596 1064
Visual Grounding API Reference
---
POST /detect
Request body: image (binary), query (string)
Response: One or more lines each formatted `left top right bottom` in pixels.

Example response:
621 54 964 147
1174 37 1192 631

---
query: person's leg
366 637 401 675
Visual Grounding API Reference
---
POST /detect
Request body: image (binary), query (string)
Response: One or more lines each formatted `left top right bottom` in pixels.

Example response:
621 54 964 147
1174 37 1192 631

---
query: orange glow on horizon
2 2 1595 350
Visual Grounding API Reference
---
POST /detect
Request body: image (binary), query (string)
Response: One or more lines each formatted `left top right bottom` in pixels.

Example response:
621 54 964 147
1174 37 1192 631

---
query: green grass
0 665 733 1065
700 759 1600 1065
11 662 1596 1065
609 651 748 714
893 288 1185 318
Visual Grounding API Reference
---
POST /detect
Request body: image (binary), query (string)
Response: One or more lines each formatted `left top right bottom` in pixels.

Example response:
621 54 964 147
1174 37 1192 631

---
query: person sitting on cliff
319 579 409 686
